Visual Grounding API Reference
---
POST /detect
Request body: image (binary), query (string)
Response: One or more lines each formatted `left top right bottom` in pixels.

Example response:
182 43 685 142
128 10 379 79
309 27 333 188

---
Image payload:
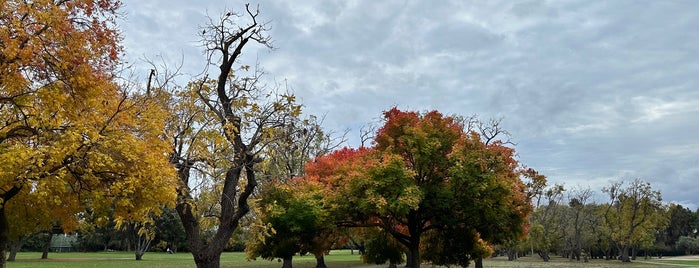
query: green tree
246 183 328 268
676 236 698 255
529 184 565 262
664 204 696 247
361 229 405 268
602 179 668 262
565 187 595 261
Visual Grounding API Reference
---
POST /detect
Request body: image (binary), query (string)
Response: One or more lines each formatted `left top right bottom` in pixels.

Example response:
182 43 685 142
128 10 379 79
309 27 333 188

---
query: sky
121 0 699 210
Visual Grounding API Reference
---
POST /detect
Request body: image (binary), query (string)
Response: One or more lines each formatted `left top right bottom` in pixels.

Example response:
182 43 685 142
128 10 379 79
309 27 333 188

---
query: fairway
7 251 699 268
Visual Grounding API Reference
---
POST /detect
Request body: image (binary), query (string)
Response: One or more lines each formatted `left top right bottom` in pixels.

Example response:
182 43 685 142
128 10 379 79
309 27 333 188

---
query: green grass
7 251 699 268
7 250 364 268
483 256 699 267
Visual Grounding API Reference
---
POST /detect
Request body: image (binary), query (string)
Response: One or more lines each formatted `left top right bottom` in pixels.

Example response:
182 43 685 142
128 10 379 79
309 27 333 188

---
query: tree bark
315 253 327 268
41 233 52 259
282 256 293 268
7 237 26 262
135 251 144 261
0 186 21 268
475 257 484 268
0 208 8 268
620 246 631 262
407 244 420 268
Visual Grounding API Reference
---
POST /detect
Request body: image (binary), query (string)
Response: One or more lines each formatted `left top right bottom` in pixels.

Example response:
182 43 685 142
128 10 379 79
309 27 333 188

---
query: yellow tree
0 1 177 266
602 179 668 262
160 5 302 268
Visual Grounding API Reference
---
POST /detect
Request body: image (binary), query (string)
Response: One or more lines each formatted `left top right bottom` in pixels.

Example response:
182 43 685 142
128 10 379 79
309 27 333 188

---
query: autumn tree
0 1 177 267
529 184 566 261
308 109 533 268
160 5 302 268
249 114 345 268
602 179 668 262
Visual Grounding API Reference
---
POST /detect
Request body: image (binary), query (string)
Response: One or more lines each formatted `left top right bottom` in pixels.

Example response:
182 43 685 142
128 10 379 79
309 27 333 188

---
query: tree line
516 180 698 262
1 2 695 268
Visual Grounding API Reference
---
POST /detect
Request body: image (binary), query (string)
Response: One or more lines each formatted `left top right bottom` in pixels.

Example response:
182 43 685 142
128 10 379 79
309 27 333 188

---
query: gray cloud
122 0 699 210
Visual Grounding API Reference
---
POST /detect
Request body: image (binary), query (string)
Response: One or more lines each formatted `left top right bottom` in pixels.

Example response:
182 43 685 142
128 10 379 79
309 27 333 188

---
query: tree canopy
0 1 177 266
302 108 533 268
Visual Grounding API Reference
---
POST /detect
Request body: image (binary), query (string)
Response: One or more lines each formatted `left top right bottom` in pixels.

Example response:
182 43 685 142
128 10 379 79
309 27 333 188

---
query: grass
7 250 699 268
7 250 363 268
482 256 699 267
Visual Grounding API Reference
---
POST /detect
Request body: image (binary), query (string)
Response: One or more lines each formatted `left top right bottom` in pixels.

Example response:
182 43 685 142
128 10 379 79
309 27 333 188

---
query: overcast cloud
121 0 699 210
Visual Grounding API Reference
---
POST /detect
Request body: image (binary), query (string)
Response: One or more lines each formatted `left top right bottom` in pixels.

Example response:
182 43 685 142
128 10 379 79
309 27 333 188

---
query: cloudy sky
121 1 699 210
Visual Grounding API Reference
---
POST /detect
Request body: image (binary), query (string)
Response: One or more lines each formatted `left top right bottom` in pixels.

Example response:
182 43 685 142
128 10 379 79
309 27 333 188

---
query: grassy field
7 250 699 268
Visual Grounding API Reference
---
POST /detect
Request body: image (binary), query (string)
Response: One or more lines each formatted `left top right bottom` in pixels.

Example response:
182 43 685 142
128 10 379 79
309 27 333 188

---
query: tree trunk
135 251 144 261
41 233 52 259
192 252 222 268
0 208 9 268
282 256 293 268
475 257 484 268
315 253 327 268
620 246 631 262
407 244 420 268
507 248 517 261
7 238 25 262
0 187 21 268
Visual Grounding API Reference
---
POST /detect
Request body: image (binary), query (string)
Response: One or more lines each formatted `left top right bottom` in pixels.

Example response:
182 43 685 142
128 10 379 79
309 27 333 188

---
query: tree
602 179 668 262
361 229 405 268
663 204 695 248
246 183 328 268
307 108 533 268
0 1 177 267
252 114 345 268
676 236 698 255
565 187 595 261
529 184 566 261
162 5 301 268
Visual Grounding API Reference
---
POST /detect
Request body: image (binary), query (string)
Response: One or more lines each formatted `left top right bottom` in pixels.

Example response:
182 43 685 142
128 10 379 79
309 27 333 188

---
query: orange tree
304 108 533 268
0 0 176 266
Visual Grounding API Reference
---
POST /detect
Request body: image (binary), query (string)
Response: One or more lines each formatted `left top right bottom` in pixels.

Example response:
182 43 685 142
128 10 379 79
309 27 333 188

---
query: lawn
7 251 699 268
7 250 363 268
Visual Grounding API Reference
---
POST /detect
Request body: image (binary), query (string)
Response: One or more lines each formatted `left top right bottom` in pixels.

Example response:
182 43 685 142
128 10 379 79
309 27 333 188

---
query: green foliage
246 184 328 260
361 230 404 265
676 236 698 254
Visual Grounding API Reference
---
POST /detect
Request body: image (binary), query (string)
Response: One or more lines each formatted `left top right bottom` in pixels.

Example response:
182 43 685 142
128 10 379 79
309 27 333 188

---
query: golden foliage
0 0 176 239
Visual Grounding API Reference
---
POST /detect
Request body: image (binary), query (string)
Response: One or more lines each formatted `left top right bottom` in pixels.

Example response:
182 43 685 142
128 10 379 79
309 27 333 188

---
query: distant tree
602 179 668 262
152 208 187 253
676 236 698 255
529 185 566 261
566 187 594 261
663 204 696 247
